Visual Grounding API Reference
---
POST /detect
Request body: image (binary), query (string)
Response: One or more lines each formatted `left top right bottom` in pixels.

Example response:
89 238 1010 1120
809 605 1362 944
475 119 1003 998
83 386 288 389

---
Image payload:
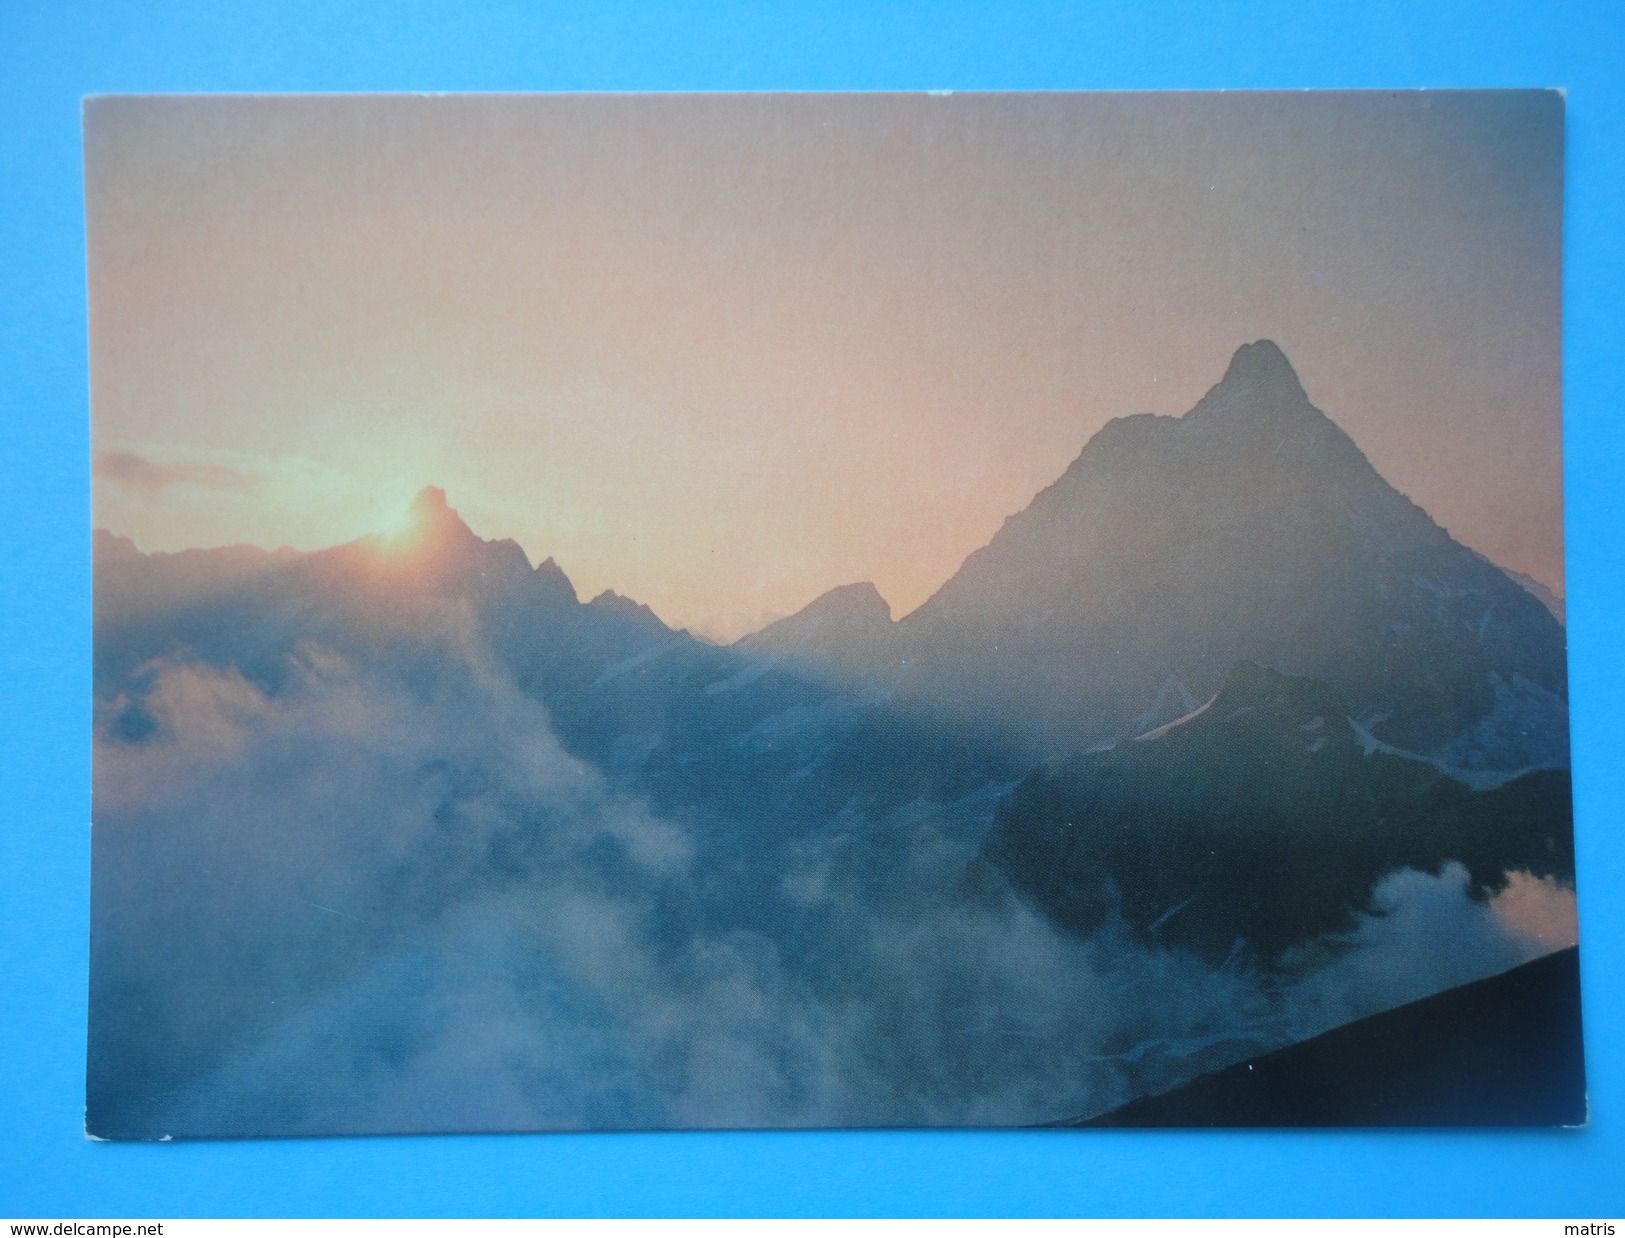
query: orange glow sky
87 92 1564 641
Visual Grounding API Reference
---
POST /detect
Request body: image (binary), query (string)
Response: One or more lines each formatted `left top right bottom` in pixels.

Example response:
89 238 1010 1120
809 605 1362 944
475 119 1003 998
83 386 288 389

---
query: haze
86 92 1563 640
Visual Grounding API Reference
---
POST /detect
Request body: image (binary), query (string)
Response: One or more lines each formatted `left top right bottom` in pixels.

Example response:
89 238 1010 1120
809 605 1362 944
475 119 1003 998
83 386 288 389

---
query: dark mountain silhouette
94 489 1016 855
93 529 297 624
744 581 892 652
866 341 1567 769
980 661 1574 961
96 486 595 699
737 581 900 690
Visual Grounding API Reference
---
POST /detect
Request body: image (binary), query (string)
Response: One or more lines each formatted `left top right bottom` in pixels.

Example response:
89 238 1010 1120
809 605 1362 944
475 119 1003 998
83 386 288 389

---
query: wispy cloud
94 449 259 498
89 614 1567 1136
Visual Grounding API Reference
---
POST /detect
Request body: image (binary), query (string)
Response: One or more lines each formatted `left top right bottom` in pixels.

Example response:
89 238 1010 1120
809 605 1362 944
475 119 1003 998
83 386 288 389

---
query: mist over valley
89 343 1577 1136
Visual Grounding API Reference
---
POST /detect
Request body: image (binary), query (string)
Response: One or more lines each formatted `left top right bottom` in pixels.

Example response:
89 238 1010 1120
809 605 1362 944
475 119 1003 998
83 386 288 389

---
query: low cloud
90 625 1575 1137
1274 863 1564 1045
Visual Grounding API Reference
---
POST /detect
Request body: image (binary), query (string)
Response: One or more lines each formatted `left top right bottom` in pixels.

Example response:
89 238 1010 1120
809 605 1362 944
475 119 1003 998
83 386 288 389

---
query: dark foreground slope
1075 945 1585 1127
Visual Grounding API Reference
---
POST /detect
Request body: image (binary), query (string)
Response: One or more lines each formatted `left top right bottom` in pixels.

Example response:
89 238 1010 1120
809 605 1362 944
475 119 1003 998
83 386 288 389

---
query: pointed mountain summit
588 589 670 632
339 486 575 612
93 484 681 706
337 485 532 597
1182 339 1362 465
400 484 484 555
534 556 579 605
745 582 892 643
738 582 897 682
894 341 1567 769
1209 338 1307 402
791 581 892 625
405 483 460 531
410 483 452 516
393 489 577 604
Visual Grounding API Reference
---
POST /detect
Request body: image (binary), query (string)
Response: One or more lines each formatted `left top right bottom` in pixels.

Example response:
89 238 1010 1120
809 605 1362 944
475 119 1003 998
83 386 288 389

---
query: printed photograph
86 91 1580 1138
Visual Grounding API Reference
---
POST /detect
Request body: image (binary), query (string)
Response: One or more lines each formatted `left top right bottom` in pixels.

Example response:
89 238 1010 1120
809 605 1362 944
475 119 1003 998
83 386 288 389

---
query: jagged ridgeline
762 341 1568 772
91 340 1575 1133
746 341 1573 965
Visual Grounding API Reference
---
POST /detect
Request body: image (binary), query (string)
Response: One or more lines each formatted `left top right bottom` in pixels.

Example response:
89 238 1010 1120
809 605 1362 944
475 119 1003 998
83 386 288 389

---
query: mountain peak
400 485 477 547
588 589 669 631
899 338 1566 768
1179 340 1352 451
737 581 896 671
798 581 893 625
350 485 490 593
742 581 893 645
410 485 451 517
1220 340 1302 391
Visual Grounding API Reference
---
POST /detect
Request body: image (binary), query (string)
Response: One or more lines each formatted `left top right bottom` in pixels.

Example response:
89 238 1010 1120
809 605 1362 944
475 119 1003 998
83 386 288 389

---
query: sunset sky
86 92 1564 640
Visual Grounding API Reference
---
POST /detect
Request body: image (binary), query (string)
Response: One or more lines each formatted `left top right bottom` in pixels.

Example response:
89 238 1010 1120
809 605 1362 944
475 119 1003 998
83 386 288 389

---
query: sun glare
378 500 424 554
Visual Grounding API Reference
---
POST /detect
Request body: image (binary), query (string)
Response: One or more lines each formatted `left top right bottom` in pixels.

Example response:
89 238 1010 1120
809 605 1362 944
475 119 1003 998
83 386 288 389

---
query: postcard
86 91 1580 1137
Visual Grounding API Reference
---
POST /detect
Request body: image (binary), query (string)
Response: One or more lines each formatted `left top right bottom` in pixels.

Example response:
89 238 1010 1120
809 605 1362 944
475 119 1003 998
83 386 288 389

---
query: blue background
3 0 1622 1218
